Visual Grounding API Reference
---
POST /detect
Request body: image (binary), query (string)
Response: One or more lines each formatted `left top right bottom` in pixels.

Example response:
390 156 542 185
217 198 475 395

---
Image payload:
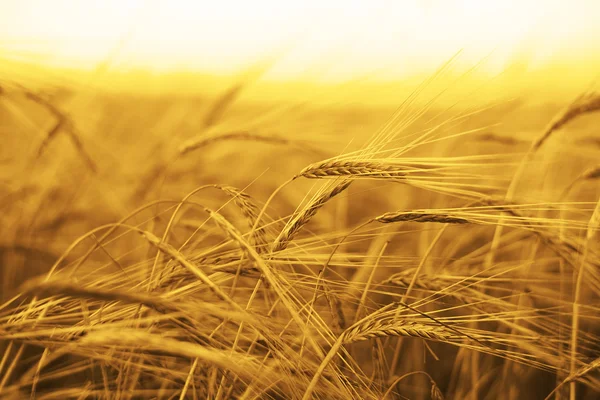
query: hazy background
1 0 599 104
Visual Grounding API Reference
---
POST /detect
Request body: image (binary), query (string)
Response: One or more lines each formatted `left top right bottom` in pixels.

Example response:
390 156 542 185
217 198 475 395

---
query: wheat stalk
375 211 471 224
545 357 600 400
297 161 409 179
179 131 290 155
272 181 351 252
212 185 269 253
560 164 600 200
533 93 600 151
16 86 97 173
81 329 266 382
343 318 461 343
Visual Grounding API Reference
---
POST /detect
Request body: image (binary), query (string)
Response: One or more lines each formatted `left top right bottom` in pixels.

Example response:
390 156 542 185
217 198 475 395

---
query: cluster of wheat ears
0 77 599 400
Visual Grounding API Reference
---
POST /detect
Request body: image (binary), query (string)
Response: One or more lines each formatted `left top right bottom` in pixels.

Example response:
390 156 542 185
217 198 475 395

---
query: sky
0 0 599 96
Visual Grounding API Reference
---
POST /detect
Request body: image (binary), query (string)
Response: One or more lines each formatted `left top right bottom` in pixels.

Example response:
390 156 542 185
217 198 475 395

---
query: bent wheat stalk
272 180 351 252
179 131 291 155
486 92 600 277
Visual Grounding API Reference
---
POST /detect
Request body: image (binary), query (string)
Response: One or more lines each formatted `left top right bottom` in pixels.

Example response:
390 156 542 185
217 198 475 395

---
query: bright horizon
1 0 599 101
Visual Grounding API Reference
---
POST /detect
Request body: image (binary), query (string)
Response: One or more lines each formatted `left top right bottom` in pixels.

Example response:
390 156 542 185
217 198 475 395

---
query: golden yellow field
1 7 600 397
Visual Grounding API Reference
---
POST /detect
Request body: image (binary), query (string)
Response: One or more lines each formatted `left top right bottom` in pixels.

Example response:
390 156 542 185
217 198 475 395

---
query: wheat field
0 57 600 400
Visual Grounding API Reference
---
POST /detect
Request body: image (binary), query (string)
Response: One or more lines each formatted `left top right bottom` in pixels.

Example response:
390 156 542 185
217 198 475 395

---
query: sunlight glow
1 0 599 83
